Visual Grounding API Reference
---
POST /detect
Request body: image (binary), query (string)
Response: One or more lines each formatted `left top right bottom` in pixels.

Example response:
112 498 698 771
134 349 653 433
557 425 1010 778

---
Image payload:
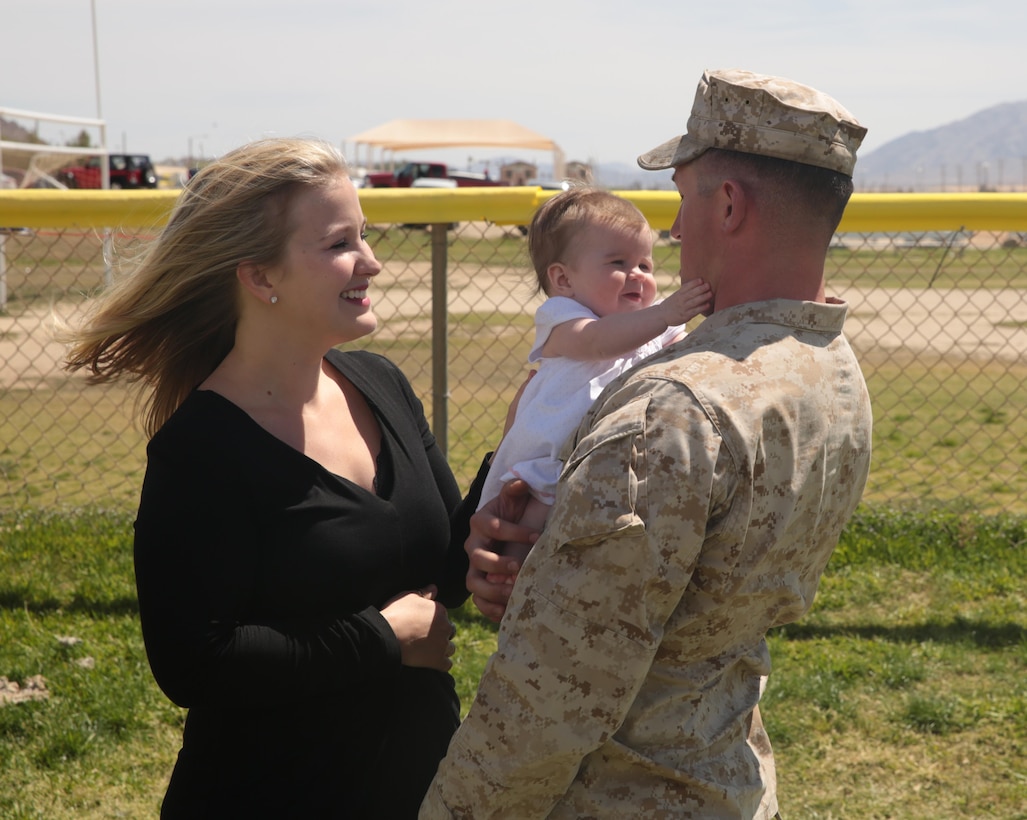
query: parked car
526 178 572 191
409 178 458 189
58 154 158 189
366 161 505 188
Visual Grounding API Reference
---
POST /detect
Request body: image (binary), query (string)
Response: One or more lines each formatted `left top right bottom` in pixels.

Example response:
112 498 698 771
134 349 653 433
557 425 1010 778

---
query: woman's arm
134 443 404 709
395 358 488 609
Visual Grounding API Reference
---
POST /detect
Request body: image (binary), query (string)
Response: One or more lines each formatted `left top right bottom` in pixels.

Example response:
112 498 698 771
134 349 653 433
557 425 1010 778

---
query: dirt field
4 277 1026 391
840 285 1027 363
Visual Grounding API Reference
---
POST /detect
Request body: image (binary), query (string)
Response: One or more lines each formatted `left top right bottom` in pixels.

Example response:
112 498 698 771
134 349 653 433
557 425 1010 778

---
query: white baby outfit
479 295 686 509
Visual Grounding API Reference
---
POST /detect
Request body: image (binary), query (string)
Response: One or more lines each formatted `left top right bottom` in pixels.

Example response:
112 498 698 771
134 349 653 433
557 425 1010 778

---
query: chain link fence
1 190 1025 514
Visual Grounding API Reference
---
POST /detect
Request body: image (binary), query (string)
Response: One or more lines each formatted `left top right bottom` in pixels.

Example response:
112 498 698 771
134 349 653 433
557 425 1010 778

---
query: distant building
497 159 594 186
500 161 537 186
566 161 593 183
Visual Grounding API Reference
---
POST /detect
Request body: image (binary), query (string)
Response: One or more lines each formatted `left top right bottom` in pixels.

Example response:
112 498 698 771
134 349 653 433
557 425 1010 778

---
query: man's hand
465 479 538 622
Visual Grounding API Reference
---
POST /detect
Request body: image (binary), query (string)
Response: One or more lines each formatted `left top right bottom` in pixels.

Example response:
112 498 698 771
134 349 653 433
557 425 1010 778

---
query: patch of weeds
899 694 968 735
805 671 850 713
0 699 43 743
977 406 1008 425
0 799 48 820
876 647 927 690
34 720 96 768
985 481 1013 495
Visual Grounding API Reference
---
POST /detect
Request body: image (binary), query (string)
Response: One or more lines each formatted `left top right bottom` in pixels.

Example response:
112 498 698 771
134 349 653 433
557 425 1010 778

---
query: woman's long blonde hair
64 137 348 437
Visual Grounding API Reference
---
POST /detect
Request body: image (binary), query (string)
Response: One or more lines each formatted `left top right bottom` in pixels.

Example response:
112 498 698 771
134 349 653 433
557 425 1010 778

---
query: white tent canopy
347 119 564 178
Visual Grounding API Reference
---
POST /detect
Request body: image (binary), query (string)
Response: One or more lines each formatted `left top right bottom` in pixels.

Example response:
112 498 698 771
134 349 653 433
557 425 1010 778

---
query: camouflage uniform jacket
422 298 873 819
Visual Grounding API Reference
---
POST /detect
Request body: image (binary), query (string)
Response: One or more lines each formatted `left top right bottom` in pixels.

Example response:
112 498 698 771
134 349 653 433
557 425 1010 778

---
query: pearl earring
270 296 278 304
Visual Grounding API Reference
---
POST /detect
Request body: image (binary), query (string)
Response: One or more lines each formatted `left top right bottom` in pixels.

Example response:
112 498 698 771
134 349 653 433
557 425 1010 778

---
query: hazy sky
4 0 1026 173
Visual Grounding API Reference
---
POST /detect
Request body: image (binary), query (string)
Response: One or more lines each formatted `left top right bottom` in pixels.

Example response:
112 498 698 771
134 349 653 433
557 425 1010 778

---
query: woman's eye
332 232 369 249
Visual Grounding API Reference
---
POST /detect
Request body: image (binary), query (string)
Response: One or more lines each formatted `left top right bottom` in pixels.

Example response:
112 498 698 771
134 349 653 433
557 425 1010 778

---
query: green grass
1 226 1025 813
0 505 1024 818
860 359 1027 513
0 383 147 510
0 509 179 819
7 225 1025 512
764 506 1027 817
6 318 1025 514
827 244 1027 289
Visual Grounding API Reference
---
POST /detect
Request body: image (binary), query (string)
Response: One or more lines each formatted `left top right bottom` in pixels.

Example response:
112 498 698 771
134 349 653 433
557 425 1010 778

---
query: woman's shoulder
151 389 223 434
148 389 251 457
325 348 403 383
325 348 418 415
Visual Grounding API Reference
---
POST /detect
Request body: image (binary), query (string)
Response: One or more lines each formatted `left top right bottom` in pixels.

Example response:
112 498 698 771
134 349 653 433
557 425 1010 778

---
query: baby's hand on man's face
661 278 711 325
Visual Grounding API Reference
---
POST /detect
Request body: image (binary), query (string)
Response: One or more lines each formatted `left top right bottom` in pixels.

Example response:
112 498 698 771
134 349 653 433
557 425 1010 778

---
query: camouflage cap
637 69 867 176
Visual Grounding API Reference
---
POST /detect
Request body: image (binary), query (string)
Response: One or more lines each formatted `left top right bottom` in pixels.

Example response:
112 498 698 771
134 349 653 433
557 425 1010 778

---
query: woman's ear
546 262 573 297
237 261 276 306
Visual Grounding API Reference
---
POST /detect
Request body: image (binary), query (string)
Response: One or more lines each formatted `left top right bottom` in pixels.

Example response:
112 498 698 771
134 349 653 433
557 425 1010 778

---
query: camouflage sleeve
422 383 725 818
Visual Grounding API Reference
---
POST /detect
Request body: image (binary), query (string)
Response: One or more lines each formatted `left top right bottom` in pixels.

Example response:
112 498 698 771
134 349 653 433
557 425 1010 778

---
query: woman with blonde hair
66 138 488 817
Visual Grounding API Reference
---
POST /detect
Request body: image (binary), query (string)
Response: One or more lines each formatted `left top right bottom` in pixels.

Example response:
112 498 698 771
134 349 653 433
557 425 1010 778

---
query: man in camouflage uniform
421 69 873 819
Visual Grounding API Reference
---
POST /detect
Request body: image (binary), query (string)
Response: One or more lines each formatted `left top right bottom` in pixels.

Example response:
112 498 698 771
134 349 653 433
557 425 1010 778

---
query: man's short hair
695 148 855 234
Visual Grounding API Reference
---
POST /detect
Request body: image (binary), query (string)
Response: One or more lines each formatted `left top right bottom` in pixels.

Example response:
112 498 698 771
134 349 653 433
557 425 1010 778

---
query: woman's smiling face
267 174 382 346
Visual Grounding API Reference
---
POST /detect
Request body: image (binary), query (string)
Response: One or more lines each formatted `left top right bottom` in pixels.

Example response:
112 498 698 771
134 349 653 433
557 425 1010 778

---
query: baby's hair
527 186 652 295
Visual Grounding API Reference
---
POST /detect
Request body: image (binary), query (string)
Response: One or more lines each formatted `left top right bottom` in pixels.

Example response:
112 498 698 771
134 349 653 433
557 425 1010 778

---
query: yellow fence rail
4 189 1027 231
1 190 1025 514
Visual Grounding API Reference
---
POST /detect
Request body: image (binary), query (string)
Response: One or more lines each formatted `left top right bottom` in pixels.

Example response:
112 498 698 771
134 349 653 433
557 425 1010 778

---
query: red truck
364 161 504 188
58 154 158 189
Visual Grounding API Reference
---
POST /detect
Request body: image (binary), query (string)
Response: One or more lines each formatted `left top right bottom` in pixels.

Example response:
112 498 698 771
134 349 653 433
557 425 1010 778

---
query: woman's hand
380 585 456 672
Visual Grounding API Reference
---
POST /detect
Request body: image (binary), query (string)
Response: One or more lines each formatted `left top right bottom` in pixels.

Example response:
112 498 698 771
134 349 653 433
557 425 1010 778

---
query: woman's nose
361 243 383 276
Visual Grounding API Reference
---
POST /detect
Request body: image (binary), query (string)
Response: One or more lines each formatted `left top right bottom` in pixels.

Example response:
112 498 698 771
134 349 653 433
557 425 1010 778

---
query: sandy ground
840 285 1027 363
2 276 1026 390
0 675 49 705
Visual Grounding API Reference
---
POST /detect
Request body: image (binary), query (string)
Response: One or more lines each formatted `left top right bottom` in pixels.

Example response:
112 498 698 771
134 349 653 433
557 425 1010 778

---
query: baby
480 186 711 581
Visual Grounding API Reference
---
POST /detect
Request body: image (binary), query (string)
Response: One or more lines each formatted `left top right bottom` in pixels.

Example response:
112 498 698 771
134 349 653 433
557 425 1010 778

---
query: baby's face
558 223 657 318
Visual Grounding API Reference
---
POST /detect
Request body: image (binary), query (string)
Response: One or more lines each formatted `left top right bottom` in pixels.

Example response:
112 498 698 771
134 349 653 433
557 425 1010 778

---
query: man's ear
237 261 276 305
719 179 748 234
546 262 574 297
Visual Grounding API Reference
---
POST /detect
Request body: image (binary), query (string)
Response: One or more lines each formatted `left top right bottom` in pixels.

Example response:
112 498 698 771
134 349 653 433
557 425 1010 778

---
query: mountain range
853 100 1027 192
6 99 1027 193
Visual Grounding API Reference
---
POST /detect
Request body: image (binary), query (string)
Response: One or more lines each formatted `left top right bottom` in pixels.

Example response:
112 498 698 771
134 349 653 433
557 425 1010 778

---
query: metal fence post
0 232 7 311
430 222 449 457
